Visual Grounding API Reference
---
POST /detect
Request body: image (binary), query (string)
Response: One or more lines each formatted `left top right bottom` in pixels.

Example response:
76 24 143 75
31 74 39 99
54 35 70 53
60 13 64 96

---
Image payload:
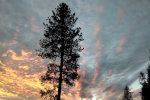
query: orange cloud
97 69 113 89
0 40 17 47
118 93 122 99
0 88 18 98
0 49 47 99
62 81 81 100
0 34 18 47
95 69 115 99
0 49 85 99
19 65 29 70
2 49 32 61
96 85 119 100
79 70 88 84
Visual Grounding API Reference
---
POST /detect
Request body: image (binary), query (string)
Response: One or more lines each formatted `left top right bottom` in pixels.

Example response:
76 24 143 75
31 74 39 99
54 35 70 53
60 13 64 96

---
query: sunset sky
0 0 150 100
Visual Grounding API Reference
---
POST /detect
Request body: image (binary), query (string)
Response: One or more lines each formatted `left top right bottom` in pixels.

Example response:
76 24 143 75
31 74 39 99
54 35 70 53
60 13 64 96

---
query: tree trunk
57 38 64 100
57 20 64 100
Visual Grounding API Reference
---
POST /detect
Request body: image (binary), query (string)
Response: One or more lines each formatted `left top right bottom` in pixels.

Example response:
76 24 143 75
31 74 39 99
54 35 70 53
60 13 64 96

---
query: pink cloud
31 25 41 33
117 36 127 52
94 24 103 58
118 9 125 17
17 19 22 26
95 39 102 57
92 62 101 84
81 59 86 63
94 25 102 35
108 69 113 76
27 15 35 22
24 24 28 28
99 6 104 13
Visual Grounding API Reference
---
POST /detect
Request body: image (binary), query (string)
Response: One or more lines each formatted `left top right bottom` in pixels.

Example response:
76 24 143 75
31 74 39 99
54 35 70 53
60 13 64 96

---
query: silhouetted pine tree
122 86 133 100
37 3 83 100
139 65 150 100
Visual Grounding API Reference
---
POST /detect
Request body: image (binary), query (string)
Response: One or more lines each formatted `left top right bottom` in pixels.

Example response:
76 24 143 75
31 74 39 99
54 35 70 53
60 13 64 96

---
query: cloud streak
0 0 150 100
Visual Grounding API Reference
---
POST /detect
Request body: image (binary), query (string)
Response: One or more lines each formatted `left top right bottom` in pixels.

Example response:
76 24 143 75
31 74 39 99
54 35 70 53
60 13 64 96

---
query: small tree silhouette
37 2 83 100
122 86 133 100
139 65 150 100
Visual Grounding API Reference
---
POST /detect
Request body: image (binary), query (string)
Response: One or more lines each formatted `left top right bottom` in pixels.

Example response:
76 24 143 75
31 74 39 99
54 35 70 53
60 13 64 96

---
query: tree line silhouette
122 64 150 100
37 2 150 100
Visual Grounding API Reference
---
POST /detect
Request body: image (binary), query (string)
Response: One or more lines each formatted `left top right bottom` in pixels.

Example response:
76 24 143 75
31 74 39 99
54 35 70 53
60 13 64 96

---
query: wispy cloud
0 0 150 100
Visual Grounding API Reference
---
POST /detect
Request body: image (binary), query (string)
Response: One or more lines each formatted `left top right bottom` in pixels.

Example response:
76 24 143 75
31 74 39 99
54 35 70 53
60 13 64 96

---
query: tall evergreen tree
139 65 150 100
122 86 133 100
37 3 83 100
